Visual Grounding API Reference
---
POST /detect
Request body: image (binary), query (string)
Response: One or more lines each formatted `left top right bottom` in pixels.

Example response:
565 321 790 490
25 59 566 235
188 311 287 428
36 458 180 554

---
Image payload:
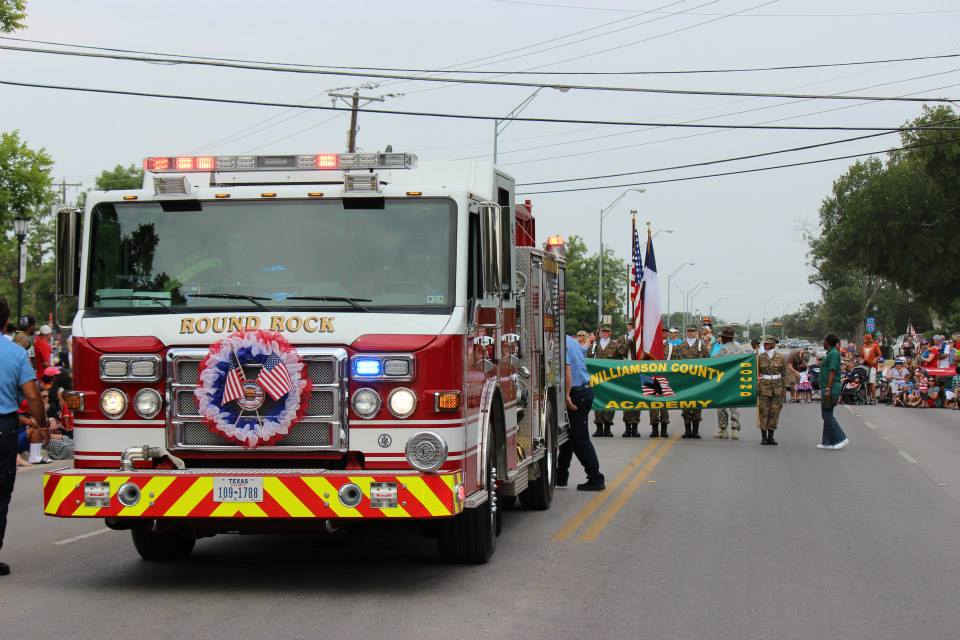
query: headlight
405 431 447 472
352 387 381 419
387 387 417 419
134 388 162 419
100 388 128 419
383 358 411 377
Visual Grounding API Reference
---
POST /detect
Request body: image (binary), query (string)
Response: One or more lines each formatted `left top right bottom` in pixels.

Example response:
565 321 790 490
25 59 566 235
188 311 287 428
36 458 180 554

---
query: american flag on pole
222 361 245 405
629 217 644 358
258 353 293 401
639 224 665 360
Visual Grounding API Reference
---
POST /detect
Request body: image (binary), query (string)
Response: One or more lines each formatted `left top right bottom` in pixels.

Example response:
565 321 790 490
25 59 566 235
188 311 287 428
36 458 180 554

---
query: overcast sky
2 0 958 324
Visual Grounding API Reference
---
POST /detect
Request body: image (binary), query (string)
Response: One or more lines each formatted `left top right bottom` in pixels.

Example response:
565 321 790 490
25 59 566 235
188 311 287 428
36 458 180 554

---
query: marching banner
586 353 757 411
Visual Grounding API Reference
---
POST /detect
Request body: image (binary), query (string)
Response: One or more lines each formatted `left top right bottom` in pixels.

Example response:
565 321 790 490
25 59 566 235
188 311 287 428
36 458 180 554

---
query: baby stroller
809 364 821 399
840 365 869 405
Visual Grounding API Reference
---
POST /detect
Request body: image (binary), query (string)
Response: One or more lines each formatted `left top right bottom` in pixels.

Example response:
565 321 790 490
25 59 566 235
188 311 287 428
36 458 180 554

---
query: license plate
369 482 398 509
213 477 264 503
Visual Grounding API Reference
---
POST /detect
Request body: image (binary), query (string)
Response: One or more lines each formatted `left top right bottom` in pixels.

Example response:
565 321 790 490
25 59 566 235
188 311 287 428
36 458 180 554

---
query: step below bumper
43 469 463 520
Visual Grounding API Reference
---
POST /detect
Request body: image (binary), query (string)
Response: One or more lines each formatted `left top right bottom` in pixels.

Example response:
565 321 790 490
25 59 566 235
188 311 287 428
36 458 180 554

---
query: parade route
4 404 960 640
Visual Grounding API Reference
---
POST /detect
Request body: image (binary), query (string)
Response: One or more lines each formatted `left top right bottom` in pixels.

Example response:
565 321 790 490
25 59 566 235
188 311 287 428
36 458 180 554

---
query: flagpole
232 348 264 430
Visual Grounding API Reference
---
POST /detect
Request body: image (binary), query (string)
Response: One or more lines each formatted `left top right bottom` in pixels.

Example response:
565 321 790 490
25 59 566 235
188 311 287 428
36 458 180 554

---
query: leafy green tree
77 164 144 208
809 105 960 334
561 235 628 335
0 0 26 33
0 130 55 319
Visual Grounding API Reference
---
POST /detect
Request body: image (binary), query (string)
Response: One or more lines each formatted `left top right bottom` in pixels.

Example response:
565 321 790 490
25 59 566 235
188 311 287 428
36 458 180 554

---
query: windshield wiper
284 296 372 313
93 294 175 313
187 293 271 309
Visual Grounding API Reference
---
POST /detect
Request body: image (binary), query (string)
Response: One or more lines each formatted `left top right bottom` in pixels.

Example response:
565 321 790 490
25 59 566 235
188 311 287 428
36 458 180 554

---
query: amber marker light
122 195 138 201
261 192 277 198
434 391 461 412
406 191 423 196
214 193 231 199
307 192 324 197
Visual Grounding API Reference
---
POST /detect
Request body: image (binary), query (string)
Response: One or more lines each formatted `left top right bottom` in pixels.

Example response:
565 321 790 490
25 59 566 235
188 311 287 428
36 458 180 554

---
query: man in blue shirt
558 334 605 491
0 297 48 577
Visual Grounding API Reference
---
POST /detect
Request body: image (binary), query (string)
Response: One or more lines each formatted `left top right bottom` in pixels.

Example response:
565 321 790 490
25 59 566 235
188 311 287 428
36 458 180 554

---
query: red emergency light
144 152 415 173
145 156 216 172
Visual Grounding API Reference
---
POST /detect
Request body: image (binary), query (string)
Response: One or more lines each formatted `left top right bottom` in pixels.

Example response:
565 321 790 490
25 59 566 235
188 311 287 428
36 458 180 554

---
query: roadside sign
866 317 876 333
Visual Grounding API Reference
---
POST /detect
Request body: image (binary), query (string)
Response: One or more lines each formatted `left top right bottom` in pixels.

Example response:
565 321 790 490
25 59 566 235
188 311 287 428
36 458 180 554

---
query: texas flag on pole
637 225 664 360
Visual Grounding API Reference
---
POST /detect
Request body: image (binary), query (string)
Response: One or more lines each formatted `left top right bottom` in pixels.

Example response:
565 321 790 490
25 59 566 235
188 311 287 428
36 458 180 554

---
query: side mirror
480 203 502 297
56 208 82 328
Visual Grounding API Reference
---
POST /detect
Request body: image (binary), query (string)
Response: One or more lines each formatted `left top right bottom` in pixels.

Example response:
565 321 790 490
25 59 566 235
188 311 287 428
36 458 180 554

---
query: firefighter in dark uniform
589 324 627 437
0 297 48 577
758 335 787 445
674 324 710 439
622 335 642 437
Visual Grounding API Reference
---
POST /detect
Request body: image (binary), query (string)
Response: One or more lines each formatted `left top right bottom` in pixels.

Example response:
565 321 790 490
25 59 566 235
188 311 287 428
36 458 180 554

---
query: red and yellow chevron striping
43 470 463 519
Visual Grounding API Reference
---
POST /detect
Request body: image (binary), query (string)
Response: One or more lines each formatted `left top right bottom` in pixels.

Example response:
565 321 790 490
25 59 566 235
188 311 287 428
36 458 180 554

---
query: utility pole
328 89 388 152
55 178 82 205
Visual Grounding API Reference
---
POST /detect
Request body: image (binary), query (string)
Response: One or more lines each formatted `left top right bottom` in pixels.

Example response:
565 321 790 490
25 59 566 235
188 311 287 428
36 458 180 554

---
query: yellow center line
579 436 678 542
552 439 661 542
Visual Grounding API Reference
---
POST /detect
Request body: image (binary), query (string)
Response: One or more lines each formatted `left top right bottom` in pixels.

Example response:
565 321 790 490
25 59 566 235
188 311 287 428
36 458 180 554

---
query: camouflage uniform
674 329 711 438
649 340 675 437
757 339 787 445
714 329 745 440
621 337 643 437
589 333 628 437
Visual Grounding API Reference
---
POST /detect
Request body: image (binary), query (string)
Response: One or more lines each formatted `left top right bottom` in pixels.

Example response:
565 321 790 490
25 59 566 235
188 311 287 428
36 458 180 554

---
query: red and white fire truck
46 151 568 563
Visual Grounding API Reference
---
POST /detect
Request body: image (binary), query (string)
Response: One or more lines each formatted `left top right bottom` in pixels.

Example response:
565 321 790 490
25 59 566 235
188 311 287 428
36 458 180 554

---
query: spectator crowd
3 315 74 468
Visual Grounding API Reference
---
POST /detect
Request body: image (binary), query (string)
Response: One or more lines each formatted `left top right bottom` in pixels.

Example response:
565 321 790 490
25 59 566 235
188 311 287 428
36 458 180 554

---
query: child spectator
796 367 812 402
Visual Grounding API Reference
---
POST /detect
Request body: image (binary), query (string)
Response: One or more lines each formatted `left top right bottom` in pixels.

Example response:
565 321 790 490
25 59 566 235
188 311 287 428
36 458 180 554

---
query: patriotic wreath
194 330 312 448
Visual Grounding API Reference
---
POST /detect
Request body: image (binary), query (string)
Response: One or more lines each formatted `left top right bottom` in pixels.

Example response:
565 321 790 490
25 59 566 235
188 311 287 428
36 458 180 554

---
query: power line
4 78 960 132
4 34 954 76
8 43 952 103
375 0 702 89
430 48 960 154
488 0 960 17
517 115 960 186
0 1 696 87
495 72 960 165
517 137 960 195
402 0 777 96
27 24 944 78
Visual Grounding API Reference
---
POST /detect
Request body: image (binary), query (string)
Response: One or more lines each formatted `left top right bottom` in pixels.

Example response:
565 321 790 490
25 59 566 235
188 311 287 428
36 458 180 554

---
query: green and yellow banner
586 353 757 411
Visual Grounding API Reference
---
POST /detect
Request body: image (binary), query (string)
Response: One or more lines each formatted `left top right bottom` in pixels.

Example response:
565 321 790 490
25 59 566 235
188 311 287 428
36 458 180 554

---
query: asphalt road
4 403 960 640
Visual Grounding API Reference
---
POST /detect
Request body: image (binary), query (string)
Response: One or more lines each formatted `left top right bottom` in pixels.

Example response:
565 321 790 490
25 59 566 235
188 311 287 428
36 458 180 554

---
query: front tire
438 430 497 564
131 525 196 562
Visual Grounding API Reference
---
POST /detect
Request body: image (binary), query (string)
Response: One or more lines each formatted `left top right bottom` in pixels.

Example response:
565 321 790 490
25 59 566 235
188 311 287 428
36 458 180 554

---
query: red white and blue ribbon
195 330 312 448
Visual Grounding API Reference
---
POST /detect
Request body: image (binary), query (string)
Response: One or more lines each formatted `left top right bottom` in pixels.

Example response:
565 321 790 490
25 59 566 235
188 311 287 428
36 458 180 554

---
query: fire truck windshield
85 198 456 314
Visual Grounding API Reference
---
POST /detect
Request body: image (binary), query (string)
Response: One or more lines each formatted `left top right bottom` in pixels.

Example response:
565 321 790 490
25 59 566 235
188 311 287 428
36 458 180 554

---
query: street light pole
13 215 31 322
667 262 694 329
761 295 775 338
597 188 643 327
709 296 727 317
493 86 569 164
688 283 708 328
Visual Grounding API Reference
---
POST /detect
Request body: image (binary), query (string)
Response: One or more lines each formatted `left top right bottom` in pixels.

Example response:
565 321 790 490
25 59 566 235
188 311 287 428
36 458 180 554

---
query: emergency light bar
144 152 416 173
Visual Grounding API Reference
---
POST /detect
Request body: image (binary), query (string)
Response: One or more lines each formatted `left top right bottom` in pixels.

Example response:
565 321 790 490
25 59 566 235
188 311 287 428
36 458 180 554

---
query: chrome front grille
178 421 333 447
167 347 347 452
